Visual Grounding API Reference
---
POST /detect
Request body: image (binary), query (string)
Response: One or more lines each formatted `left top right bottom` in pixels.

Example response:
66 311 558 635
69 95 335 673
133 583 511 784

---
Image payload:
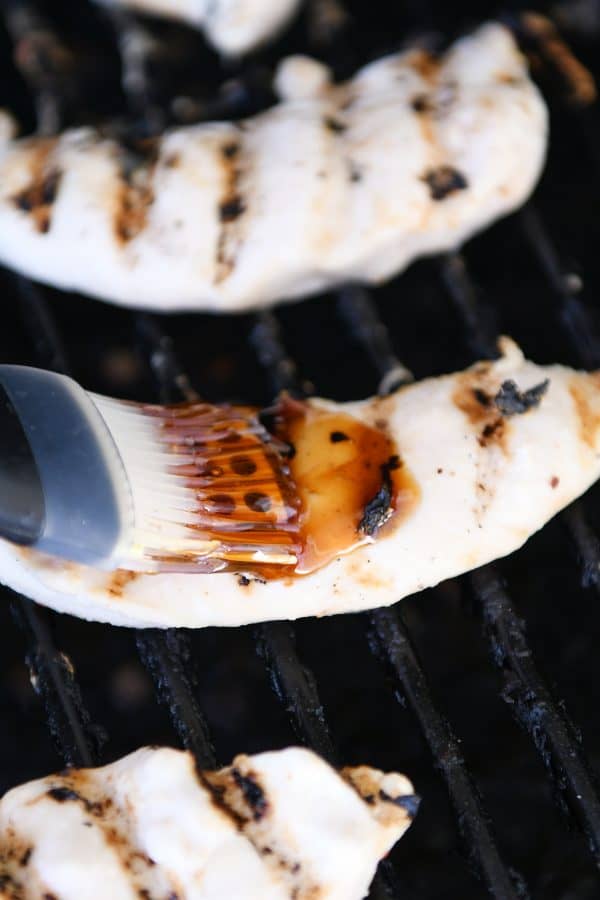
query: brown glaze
570 378 600 448
139 396 418 579
273 398 418 575
12 139 61 234
108 569 140 597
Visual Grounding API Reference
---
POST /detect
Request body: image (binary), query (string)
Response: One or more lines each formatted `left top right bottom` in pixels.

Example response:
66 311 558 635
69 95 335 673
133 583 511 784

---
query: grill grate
2 2 600 898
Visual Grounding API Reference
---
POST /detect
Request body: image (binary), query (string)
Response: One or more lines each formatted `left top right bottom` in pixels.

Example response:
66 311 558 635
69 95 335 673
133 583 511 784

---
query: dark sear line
201 763 311 897
114 140 160 244
215 133 246 284
12 139 62 234
45 779 179 898
231 768 269 822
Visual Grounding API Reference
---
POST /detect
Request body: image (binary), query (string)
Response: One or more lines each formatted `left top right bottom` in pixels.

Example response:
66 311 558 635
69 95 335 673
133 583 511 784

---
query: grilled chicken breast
1 339 599 628
97 0 302 54
0 23 546 312
0 746 416 899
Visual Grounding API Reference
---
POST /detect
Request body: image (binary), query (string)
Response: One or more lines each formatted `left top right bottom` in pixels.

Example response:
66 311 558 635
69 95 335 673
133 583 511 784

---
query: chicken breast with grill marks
0 23 546 312
0 746 417 900
0 339 599 628
97 0 302 55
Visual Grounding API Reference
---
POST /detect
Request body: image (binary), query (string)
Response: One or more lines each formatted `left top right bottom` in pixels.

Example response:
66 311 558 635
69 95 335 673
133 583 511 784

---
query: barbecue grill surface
2 1 600 898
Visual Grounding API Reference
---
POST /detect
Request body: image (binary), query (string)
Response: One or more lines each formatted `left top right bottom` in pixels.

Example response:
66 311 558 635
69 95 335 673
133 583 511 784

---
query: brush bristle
91 395 302 574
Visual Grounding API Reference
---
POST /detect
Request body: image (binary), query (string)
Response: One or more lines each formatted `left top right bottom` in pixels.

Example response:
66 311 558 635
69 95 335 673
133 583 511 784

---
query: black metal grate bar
561 502 600 589
250 311 304 397
370 604 528 899
471 566 600 860
519 204 600 369
135 630 216 768
102 3 167 134
10 596 100 768
438 246 600 862
337 285 414 392
336 284 529 898
255 621 337 763
440 253 499 359
2 0 66 134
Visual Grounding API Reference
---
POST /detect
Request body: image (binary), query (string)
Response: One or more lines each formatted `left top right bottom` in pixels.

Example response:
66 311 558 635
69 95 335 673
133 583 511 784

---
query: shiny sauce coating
144 396 418 579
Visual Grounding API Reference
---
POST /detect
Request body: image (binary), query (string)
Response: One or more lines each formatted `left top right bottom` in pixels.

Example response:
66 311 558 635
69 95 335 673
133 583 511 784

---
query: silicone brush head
92 395 303 574
93 393 415 578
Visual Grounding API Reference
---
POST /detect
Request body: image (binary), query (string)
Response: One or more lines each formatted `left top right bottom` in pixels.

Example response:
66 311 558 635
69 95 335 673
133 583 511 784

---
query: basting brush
0 364 302 573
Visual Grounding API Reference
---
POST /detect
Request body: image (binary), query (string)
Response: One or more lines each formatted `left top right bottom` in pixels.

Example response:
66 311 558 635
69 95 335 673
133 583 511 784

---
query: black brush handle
0 382 44 544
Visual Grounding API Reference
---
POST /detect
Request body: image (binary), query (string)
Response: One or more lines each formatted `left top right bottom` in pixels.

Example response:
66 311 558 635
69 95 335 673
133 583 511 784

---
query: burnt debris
494 378 549 415
358 455 400 536
381 791 422 819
